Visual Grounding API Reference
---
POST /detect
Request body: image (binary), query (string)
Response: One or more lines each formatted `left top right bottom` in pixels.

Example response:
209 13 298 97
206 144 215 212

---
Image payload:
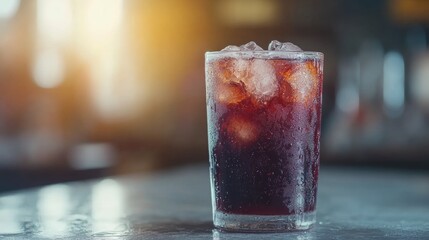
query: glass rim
205 50 323 60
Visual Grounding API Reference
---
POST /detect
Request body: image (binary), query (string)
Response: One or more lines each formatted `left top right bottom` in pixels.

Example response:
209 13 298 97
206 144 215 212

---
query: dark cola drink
205 41 323 232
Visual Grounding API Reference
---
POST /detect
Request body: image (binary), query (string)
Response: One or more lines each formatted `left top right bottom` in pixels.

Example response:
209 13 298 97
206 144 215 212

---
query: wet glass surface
0 164 428 239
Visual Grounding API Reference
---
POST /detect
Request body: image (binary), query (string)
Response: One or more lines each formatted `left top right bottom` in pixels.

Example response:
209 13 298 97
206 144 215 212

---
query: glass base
213 210 316 232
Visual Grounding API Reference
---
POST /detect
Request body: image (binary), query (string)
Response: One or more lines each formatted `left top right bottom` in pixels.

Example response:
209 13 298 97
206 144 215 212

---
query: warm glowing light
90 56 143 120
216 0 279 26
0 0 20 19
82 0 123 42
89 0 123 30
32 48 65 88
37 0 73 44
73 0 142 120
73 0 124 61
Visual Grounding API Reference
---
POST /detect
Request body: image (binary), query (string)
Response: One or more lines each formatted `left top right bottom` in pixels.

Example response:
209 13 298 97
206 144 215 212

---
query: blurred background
0 0 428 192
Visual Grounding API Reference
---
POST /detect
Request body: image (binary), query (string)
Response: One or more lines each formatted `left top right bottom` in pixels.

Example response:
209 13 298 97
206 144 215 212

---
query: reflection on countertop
0 164 428 239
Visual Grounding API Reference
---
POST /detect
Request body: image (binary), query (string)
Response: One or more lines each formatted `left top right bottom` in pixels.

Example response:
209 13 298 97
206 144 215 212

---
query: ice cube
284 62 318 104
242 59 278 101
268 40 302 52
240 41 264 51
216 58 250 85
232 59 250 82
226 115 259 145
221 45 240 51
217 84 247 104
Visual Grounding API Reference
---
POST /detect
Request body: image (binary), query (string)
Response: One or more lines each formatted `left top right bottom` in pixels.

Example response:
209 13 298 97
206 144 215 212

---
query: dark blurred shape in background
0 0 428 192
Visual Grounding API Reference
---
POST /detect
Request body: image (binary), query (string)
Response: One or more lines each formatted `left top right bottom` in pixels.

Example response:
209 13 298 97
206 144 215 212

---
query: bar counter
0 164 428 239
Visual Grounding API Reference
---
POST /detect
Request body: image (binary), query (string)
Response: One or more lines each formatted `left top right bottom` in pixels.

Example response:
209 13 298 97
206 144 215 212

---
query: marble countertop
0 164 428 239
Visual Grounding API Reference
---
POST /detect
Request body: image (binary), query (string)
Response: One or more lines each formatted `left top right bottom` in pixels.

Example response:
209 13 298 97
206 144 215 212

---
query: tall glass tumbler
205 50 323 232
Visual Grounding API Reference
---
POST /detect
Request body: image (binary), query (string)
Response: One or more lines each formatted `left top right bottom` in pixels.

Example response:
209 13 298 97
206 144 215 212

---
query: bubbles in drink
225 115 259 146
268 40 302 51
